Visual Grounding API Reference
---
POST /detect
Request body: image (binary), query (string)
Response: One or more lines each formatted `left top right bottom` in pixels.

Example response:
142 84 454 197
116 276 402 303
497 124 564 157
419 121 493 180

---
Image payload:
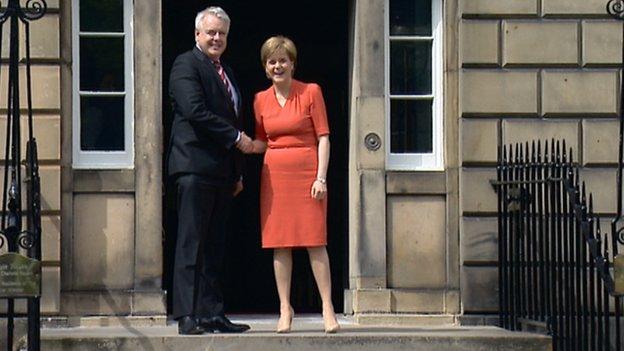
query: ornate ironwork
608 0 624 19
0 230 35 250
0 0 47 350
0 0 47 23
617 226 624 245
17 231 36 250
21 0 47 20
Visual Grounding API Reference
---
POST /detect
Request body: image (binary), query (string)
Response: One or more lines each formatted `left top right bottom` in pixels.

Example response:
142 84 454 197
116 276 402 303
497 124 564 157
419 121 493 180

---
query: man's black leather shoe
199 316 250 333
178 316 205 335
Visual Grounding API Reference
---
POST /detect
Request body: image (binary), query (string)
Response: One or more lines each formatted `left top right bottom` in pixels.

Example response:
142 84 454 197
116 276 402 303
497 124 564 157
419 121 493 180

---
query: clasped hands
235 131 325 200
236 131 266 154
235 132 253 153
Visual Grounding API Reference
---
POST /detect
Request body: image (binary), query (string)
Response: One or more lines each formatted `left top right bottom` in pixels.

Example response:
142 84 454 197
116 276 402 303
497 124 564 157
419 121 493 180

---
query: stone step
36 315 551 351
355 313 458 326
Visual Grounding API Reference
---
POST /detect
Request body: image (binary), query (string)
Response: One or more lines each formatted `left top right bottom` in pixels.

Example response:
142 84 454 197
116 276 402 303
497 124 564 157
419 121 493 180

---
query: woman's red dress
253 79 330 248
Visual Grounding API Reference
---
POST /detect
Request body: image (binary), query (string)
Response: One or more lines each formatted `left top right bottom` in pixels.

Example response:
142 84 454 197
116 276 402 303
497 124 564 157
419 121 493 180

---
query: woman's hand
312 136 329 200
311 179 327 200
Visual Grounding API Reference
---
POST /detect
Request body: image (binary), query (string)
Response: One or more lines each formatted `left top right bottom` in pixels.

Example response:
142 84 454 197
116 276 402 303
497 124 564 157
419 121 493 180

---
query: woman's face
265 49 294 84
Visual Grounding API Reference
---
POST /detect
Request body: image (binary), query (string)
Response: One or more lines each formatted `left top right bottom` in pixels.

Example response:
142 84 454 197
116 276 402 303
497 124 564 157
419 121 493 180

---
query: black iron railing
492 140 623 351
0 1 47 351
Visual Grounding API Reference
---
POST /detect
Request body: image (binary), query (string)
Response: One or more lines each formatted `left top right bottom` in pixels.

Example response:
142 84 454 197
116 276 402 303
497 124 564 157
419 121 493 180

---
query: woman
249 36 340 334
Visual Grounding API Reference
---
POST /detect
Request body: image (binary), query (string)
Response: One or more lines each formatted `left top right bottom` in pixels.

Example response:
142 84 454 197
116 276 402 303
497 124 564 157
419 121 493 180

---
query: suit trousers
172 174 232 319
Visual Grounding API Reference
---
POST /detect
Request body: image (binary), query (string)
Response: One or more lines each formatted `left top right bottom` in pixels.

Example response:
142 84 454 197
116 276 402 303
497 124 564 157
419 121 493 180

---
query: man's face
195 14 229 60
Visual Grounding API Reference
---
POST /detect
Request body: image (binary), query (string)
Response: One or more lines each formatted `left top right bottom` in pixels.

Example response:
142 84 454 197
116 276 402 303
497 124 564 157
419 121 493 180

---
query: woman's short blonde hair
260 36 297 67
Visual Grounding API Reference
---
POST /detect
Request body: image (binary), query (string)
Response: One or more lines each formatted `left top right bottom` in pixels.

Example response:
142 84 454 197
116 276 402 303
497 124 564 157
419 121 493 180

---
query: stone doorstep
3 315 552 351
519 317 548 334
66 315 168 328
355 313 459 326
37 315 168 328
38 321 552 351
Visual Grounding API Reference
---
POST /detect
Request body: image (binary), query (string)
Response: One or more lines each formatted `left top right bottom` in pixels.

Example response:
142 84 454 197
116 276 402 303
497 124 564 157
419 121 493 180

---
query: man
168 6 252 335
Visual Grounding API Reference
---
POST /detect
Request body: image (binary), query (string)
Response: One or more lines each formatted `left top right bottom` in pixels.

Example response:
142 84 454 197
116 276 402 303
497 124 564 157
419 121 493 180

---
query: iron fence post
0 1 47 351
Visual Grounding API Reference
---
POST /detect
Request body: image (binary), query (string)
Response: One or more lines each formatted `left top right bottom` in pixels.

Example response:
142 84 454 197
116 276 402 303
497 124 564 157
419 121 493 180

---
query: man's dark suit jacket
167 46 243 184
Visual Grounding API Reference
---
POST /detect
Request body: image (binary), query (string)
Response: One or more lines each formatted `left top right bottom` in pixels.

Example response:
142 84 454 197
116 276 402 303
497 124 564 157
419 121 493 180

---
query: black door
162 0 350 314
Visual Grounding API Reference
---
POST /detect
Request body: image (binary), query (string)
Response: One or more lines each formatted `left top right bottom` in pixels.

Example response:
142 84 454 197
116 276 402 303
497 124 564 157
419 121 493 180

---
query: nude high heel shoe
323 312 340 334
276 307 294 333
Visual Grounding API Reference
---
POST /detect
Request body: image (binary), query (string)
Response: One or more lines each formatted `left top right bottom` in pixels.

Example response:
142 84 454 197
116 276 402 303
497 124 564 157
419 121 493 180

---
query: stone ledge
386 171 446 194
0 315 166 329
60 290 166 316
66 315 167 328
39 324 552 351
4 316 554 351
458 314 499 326
344 289 392 314
355 313 458 326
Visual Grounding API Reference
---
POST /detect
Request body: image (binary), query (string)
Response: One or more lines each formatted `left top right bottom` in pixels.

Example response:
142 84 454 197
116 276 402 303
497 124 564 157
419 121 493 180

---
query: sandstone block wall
459 0 621 313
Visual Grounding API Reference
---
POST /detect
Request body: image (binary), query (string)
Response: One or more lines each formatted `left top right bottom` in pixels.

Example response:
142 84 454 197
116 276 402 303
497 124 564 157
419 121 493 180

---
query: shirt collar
195 43 222 63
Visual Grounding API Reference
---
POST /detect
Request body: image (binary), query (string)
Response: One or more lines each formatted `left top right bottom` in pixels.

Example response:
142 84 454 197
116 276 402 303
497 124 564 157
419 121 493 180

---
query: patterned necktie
213 60 233 103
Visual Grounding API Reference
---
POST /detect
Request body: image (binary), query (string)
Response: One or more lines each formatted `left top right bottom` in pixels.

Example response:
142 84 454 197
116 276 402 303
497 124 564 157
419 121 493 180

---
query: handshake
235 131 256 154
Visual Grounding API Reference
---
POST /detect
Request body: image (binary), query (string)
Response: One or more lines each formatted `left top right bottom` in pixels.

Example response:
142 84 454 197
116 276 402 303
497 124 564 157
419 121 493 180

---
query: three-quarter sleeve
253 93 268 142
309 83 330 137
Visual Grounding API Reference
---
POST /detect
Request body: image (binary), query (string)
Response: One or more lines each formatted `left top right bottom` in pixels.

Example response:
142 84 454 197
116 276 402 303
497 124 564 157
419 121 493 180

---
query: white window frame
72 0 134 169
385 0 443 171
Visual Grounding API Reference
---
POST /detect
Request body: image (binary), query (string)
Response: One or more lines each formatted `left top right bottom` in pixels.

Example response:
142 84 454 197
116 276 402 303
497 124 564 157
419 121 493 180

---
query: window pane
80 37 124 92
391 99 432 153
390 0 431 36
80 0 123 32
390 41 432 95
81 96 125 151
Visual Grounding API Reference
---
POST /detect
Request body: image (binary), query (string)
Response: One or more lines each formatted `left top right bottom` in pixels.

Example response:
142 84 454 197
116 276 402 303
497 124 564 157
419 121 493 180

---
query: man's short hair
195 6 230 30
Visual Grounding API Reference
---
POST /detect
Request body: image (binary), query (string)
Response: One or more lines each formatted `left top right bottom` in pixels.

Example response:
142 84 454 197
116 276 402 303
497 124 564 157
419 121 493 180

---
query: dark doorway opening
162 0 350 314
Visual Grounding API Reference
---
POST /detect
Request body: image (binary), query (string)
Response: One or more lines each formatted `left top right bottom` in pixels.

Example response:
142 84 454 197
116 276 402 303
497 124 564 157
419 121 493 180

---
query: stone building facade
1 0 621 323
459 0 621 315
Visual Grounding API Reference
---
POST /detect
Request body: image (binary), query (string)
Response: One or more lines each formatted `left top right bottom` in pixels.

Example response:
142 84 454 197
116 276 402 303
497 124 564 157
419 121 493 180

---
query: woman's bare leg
307 246 340 332
274 248 294 332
